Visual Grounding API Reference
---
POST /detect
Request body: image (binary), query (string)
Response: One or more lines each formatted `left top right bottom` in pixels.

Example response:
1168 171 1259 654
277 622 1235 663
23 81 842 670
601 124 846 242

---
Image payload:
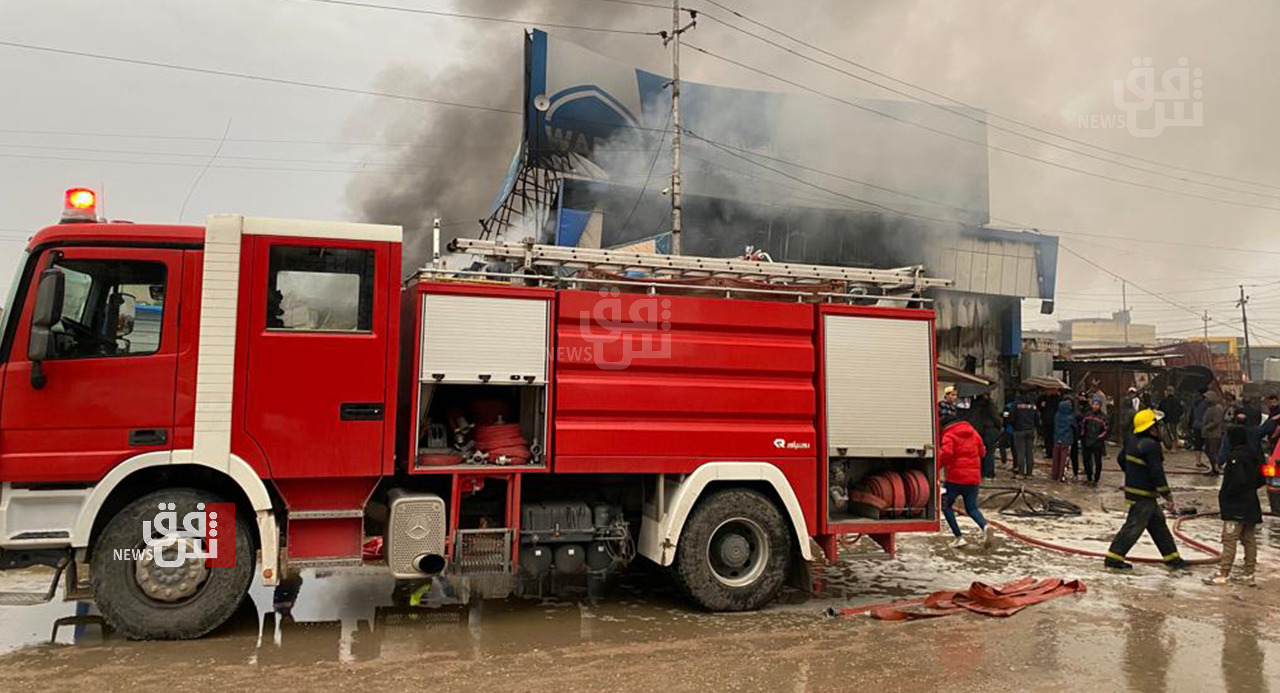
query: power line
279 0 660 35
178 119 232 222
1000 225 1280 258
0 150 452 175
9 32 1277 236
0 127 555 150
1056 241 1280 339
697 0 1280 195
617 106 674 235
0 39 523 116
686 128 958 226
683 41 1280 215
0 141 466 167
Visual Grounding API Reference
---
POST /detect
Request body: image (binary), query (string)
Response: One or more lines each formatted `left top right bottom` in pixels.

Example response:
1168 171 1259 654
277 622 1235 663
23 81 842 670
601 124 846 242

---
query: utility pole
1239 285 1253 382
662 2 696 255
1121 280 1129 346
1202 310 1210 344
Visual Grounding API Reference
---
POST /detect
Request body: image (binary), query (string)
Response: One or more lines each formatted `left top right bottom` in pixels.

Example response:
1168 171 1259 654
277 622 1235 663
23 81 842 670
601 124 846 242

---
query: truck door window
47 259 166 359
266 246 374 332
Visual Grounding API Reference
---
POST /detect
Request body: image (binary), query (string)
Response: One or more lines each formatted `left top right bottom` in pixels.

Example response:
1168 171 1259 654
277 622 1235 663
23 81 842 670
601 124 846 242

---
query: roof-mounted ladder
446 238 951 294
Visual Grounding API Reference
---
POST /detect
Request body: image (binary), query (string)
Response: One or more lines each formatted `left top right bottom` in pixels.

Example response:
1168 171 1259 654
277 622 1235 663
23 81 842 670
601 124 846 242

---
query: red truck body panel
4 221 938 565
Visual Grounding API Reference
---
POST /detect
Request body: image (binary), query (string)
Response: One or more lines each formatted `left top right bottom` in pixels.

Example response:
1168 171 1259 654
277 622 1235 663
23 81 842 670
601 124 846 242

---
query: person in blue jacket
1052 399 1078 483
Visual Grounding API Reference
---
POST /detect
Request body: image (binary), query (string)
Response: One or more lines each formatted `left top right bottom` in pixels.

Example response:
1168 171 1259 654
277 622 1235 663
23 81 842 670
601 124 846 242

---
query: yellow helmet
1133 409 1165 434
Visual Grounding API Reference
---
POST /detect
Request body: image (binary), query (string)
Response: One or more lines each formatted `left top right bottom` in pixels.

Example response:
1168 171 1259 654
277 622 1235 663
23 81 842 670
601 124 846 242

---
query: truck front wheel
674 488 792 611
90 488 254 640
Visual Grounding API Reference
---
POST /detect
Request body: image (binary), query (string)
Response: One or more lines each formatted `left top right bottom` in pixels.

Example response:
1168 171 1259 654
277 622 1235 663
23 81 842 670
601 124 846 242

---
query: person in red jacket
939 415 994 548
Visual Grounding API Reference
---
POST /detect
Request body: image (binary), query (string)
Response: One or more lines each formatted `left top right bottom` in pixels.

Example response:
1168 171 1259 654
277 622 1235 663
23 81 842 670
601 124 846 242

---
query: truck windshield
0 249 29 344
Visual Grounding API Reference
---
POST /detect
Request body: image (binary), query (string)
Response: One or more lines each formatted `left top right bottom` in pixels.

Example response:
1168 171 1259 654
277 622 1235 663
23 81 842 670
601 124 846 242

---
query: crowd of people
937 383 1275 583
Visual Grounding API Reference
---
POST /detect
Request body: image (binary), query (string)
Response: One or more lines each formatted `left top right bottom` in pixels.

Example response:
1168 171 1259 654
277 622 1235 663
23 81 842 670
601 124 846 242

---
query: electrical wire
7 24 1279 320
1057 241 1280 340
277 0 661 35
683 42 1280 215
0 150 457 176
617 106 674 234
697 0 1280 195
0 39 523 117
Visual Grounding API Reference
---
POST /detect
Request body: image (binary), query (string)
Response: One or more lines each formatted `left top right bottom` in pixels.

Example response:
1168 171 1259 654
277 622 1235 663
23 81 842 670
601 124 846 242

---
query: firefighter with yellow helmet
1104 408 1192 571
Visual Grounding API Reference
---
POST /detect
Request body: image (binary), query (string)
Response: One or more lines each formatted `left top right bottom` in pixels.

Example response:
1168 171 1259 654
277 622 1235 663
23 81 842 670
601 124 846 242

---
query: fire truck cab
0 191 947 639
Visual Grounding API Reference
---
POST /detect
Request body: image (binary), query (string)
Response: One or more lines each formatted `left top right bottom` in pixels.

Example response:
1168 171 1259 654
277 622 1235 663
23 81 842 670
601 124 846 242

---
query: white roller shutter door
421 295 548 383
824 315 934 457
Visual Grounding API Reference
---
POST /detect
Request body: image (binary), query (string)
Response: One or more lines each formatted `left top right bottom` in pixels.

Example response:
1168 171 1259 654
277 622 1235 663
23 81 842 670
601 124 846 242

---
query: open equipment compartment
821 308 939 528
410 288 552 473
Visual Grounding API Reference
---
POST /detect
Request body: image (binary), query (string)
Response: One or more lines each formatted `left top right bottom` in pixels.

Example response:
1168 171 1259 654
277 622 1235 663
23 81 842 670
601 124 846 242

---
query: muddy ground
0 450 1277 692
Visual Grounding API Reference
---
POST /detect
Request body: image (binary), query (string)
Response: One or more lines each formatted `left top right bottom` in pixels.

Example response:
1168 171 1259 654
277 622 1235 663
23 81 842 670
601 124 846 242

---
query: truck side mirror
27 268 65 390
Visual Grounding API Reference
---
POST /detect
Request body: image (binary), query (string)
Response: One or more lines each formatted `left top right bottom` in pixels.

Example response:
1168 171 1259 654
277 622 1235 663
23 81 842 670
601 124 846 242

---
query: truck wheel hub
718 535 750 567
708 518 768 588
135 539 209 602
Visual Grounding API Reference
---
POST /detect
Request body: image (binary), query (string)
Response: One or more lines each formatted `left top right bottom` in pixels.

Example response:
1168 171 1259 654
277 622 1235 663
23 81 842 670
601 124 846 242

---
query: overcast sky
2 0 1279 341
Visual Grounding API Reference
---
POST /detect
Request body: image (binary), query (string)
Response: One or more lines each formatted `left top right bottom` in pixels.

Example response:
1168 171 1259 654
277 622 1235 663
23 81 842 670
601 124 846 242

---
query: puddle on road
0 560 822 664
2 468 1278 686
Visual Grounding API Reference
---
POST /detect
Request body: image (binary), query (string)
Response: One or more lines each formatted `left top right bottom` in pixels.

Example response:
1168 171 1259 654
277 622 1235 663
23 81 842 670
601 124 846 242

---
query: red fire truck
0 189 949 639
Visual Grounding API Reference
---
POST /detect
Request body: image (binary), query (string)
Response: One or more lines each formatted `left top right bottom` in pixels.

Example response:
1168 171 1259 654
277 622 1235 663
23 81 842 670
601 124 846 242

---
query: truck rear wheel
90 488 254 640
674 488 792 612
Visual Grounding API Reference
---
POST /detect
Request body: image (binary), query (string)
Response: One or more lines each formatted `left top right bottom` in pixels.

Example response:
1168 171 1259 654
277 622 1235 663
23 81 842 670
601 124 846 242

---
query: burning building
477 29 1058 397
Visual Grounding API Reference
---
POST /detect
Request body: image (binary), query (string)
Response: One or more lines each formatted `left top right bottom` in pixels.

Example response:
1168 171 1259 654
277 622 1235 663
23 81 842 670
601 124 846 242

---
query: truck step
287 556 365 570
0 591 56 606
289 509 365 520
454 529 512 575
0 558 71 606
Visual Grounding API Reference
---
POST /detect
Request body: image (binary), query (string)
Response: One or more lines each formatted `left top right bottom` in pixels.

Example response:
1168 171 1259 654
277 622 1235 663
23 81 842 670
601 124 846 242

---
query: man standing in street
1202 391 1225 475
971 393 1002 480
1052 399 1077 483
1012 390 1039 478
1104 409 1191 571
1038 392 1060 460
939 386 959 422
1080 399 1109 485
1119 388 1139 448
1203 417 1265 586
1158 388 1184 451
1190 388 1208 454
1258 394 1280 450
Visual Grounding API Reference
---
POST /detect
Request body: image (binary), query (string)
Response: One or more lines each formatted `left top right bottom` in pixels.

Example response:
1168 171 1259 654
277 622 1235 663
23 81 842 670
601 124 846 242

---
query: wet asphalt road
0 451 1277 692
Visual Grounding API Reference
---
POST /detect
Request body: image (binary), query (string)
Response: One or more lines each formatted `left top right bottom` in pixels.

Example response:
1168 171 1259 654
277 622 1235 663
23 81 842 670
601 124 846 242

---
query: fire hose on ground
974 488 1280 566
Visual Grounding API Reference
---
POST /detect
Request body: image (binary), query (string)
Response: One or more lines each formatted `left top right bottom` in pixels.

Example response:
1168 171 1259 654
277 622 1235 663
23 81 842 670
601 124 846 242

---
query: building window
266 246 374 332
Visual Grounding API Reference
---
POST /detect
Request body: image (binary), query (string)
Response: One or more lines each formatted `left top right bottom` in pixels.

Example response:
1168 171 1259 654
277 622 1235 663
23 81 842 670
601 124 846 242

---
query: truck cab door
241 237 392 478
0 247 182 483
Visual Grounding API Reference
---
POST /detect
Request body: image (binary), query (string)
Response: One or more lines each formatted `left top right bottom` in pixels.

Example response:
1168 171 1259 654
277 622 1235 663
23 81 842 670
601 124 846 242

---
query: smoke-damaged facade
483 29 1056 396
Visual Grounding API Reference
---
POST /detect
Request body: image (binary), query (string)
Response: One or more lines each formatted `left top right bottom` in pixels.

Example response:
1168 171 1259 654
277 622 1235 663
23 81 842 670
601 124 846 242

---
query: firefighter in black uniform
1104 409 1192 571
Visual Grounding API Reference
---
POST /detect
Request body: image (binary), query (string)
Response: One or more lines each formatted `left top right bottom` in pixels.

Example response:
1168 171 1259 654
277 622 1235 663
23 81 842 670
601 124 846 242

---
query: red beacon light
61 187 99 223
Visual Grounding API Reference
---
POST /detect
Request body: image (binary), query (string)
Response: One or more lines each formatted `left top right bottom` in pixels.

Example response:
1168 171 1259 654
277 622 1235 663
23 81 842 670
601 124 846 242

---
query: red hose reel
850 469 930 519
474 422 531 465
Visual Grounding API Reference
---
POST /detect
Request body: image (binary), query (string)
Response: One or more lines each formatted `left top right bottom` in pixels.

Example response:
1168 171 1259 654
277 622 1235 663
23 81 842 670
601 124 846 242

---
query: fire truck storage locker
413 289 551 471
822 309 937 526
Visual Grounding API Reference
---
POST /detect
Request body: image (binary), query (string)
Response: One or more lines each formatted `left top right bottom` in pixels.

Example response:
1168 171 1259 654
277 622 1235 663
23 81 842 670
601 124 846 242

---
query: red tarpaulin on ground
832 577 1088 620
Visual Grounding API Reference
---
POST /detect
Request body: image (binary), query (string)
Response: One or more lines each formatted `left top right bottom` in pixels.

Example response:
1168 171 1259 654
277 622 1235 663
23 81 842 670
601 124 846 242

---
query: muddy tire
674 488 792 612
90 488 254 640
